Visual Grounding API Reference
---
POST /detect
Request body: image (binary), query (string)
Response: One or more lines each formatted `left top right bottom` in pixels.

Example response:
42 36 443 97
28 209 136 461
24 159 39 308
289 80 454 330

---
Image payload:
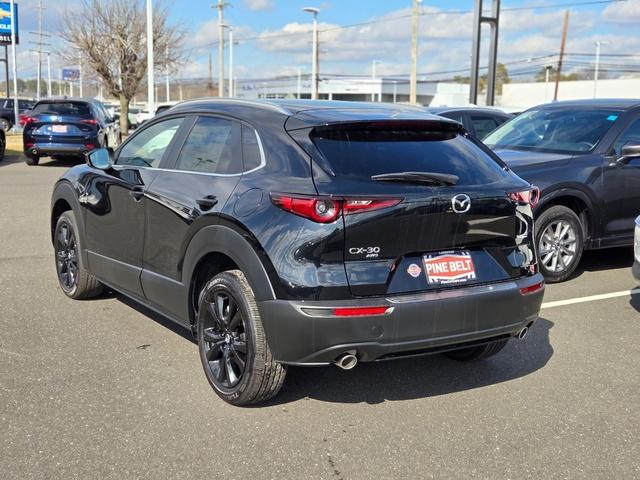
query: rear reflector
519 281 544 296
80 119 99 125
85 144 95 150
343 198 401 214
333 306 392 317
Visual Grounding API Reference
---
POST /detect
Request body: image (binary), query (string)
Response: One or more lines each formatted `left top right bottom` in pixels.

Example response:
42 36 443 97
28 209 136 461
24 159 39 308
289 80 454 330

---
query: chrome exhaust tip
334 352 358 370
517 326 529 340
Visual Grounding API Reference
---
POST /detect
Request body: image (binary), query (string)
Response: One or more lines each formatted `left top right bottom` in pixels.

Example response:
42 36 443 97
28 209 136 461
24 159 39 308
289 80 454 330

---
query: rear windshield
32 102 91 116
312 128 509 186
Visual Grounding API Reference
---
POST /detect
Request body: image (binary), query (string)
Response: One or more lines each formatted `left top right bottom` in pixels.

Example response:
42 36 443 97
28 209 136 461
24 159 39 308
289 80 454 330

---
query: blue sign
62 68 80 82
0 2 18 45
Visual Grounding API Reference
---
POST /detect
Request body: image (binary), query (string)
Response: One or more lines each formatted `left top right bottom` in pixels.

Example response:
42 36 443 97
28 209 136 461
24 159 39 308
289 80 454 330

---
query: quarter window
242 125 263 172
470 115 501 139
117 117 183 167
174 117 241 174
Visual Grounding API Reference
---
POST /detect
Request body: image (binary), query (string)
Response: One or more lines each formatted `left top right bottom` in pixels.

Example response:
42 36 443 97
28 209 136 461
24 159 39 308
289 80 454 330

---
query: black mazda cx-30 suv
50 99 544 405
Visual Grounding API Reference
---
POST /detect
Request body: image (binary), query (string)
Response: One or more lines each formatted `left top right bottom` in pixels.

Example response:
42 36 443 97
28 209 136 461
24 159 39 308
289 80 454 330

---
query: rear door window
174 117 241 174
312 127 509 186
32 102 91 116
241 125 263 172
470 115 501 139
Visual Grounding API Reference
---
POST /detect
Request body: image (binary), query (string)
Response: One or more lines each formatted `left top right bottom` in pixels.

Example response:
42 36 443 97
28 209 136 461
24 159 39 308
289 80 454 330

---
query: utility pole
409 0 420 105
297 66 302 99
215 0 226 97
554 10 569 102
208 51 213 95
58 68 62 96
146 0 155 114
544 64 552 102
393 80 397 103
228 26 234 97
470 0 501 105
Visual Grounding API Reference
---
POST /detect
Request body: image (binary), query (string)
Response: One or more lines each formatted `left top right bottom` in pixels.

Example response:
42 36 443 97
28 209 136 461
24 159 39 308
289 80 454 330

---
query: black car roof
170 98 460 129
531 98 640 110
425 106 511 116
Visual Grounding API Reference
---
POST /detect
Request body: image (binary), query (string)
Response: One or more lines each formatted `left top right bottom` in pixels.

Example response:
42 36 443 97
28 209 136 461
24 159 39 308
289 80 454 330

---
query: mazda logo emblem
451 194 471 213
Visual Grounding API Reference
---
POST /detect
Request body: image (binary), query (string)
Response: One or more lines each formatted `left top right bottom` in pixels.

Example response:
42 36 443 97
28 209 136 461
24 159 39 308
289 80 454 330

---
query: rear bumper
24 141 97 157
258 274 545 365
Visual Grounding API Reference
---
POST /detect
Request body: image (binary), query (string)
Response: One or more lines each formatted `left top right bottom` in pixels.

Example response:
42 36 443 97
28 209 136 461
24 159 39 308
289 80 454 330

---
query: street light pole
216 0 225 97
146 0 155 114
410 0 421 105
228 26 234 98
165 44 170 102
371 60 381 102
303 7 320 100
594 40 609 99
297 66 302 99
46 52 51 97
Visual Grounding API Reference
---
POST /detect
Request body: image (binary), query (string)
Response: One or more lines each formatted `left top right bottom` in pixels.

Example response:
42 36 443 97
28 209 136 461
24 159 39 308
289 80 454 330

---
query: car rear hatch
25 101 97 146
288 117 537 297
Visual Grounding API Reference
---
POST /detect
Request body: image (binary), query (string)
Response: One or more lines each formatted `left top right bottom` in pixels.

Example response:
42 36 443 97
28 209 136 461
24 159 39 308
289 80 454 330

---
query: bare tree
61 0 185 132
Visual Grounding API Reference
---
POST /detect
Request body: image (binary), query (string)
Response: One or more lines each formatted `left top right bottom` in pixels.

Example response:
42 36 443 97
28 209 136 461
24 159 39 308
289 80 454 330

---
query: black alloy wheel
55 221 79 294
197 270 286 406
0 118 10 132
200 290 248 389
53 211 104 299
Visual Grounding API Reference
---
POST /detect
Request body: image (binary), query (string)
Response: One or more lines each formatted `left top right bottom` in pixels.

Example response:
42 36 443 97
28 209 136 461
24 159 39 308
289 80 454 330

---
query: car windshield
484 108 622 154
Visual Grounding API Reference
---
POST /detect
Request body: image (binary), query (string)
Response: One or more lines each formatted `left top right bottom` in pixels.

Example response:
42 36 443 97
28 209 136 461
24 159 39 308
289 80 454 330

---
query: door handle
129 186 145 201
196 195 218 211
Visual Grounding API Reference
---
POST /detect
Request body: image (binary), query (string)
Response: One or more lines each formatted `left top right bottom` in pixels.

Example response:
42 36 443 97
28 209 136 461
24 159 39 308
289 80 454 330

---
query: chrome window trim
112 126 267 177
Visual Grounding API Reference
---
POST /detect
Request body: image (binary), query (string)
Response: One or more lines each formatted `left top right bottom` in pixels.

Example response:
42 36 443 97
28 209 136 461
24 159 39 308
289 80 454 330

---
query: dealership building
234 75 470 107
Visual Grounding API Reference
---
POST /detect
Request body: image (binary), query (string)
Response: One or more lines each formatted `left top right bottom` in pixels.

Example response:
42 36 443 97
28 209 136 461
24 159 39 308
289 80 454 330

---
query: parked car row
40 97 640 406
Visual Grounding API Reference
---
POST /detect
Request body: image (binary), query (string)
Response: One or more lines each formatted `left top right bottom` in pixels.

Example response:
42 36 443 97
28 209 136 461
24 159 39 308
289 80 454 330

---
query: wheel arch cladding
537 191 593 240
184 225 277 323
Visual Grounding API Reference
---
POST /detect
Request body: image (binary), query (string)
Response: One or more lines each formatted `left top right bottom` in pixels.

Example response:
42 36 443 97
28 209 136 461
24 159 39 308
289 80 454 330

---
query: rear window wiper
371 171 459 186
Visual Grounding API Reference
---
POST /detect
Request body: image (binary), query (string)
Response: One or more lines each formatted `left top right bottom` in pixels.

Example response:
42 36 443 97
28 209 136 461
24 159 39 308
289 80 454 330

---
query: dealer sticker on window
423 251 476 285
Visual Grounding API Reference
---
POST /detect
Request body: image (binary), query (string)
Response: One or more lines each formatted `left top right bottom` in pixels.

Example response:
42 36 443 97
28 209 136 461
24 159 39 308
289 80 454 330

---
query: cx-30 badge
451 194 471 213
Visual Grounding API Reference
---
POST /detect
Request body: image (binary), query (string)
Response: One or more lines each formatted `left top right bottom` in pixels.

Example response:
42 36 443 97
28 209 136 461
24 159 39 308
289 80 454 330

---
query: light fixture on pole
303 7 320 100
146 0 155 115
594 40 609 99
371 60 381 102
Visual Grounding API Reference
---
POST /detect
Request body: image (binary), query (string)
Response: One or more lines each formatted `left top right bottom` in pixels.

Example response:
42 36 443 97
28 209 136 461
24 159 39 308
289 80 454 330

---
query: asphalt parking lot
1 140 639 480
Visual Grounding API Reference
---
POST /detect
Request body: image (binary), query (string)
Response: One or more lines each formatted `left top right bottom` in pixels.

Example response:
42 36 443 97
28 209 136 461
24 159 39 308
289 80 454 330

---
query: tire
0 137 5 162
197 270 286 406
54 211 104 299
535 205 584 283
444 339 509 361
0 118 10 132
25 155 39 166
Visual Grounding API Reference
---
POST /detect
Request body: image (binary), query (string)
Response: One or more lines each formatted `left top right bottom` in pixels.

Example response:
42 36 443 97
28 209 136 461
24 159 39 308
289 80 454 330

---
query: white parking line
541 288 640 309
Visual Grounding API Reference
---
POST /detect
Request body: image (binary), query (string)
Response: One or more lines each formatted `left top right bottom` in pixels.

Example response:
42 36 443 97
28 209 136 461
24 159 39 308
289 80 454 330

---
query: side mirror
86 148 113 170
617 141 640 165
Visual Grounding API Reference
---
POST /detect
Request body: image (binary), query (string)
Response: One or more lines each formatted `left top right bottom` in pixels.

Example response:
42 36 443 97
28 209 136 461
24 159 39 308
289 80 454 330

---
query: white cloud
244 0 274 12
602 0 640 24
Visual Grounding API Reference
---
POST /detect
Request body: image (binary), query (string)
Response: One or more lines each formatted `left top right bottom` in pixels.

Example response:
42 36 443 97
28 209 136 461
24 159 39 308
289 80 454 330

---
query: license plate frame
51 124 68 133
422 250 477 285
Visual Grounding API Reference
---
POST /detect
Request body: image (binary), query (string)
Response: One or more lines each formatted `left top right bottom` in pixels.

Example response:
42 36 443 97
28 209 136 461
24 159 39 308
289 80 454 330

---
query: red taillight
509 186 540 207
21 115 37 126
25 142 34 148
85 144 95 150
271 194 401 223
519 281 544 296
80 119 99 125
333 306 391 317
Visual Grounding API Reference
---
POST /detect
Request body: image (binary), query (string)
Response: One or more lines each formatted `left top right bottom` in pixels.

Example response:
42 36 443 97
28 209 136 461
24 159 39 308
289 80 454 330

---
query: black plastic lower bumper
257 274 545 365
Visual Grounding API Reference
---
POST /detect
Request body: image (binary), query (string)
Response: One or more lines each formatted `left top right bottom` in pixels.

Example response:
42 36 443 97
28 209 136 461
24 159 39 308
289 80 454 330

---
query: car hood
492 148 573 171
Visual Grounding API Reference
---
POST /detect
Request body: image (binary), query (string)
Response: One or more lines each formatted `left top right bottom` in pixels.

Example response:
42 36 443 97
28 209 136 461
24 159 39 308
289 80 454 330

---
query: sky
10 0 640 82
